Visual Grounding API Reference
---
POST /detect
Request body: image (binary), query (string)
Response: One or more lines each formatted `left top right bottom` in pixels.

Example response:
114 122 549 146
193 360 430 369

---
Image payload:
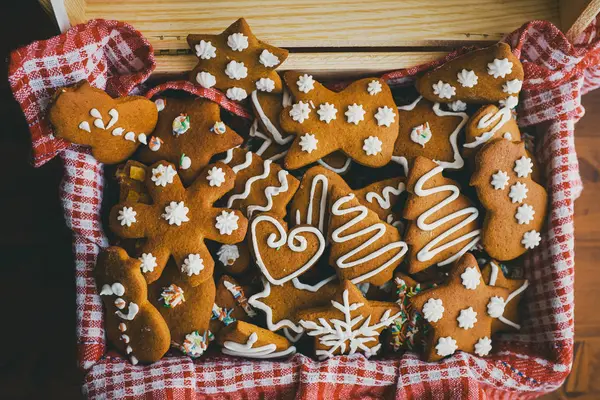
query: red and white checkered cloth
8 16 600 399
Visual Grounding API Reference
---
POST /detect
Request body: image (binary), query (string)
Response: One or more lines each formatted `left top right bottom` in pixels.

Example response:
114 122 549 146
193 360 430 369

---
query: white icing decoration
126 345 133 354
296 74 315 93
435 337 458 357
130 356 138 365
112 127 124 136
138 133 147 145
294 174 328 233
522 230 541 249
487 265 529 330
106 109 118 130
251 214 325 285
222 332 296 359
225 60 248 80
330 193 408 284
124 132 136 142
503 132 513 140
94 119 105 130
259 49 279 67
227 33 249 51
516 203 535 225
374 106 396 127
487 296 505 318
316 157 352 174
151 164 177 187
250 91 293 145
317 103 337 124
289 102 311 123
111 283 125 297
114 298 126 309
487 58 513 78
463 106 512 149
206 166 226 187
491 170 509 190
298 288 401 360
365 181 405 209
139 253 157 273
247 169 290 216
121 334 130 343
162 201 190 226
227 158 271 209
412 165 480 265
249 122 287 161
299 133 318 153
432 81 455 99
363 136 382 156
215 211 239 235
514 156 533 178
410 122 432 147
180 155 191 170
99 284 113 296
345 103 365 125
117 206 137 227
461 266 481 290
119 323 127 332
90 108 102 119
181 254 204 276
449 100 467 112
256 78 275 92
217 244 239 266
474 337 492 356
155 98 165 112
196 71 216 88
79 121 91 132
500 96 519 109
422 298 444 322
509 182 528 204
367 80 382 95
226 87 248 101
503 79 522 94
115 302 139 320
457 307 478 330
457 69 478 88
195 40 216 59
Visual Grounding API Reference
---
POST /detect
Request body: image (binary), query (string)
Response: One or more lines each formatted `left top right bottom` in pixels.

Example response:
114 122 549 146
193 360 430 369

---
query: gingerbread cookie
148 261 216 358
416 43 524 104
280 72 399 169
250 89 293 158
95 247 170 365
328 185 408 286
215 242 251 275
137 97 244 185
209 275 257 335
318 152 352 174
463 104 521 160
109 161 248 286
115 160 151 204
187 18 288 101
217 321 296 359
470 139 547 260
49 81 158 164
403 156 481 274
409 253 509 361
221 148 299 218
353 177 406 229
297 280 401 360
392 96 468 174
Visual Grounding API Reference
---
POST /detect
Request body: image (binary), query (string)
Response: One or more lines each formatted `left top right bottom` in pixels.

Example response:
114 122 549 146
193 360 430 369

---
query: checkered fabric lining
8 17 600 399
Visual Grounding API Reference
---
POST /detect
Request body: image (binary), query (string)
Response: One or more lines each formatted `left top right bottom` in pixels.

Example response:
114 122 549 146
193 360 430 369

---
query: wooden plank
80 0 560 51
154 51 448 77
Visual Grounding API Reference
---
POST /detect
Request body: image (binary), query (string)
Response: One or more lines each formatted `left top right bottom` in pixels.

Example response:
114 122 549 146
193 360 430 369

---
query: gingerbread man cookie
470 139 547 260
463 104 521 160
95 247 170 365
280 72 399 169
109 161 248 286
416 43 524 104
217 321 296 359
49 81 158 164
187 18 289 101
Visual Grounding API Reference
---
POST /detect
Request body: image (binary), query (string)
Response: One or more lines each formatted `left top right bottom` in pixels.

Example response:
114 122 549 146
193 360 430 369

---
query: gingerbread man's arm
108 202 154 240
187 162 237 205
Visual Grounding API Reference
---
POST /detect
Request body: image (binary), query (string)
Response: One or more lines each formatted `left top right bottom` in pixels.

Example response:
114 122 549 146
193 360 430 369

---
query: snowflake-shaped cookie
491 170 509 190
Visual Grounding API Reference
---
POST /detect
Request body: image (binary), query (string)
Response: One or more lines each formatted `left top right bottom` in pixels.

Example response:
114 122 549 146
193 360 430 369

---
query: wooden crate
40 0 599 78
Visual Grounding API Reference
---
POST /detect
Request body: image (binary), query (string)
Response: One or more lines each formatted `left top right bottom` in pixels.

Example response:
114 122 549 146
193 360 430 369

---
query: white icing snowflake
207 166 226 187
299 133 318 153
514 156 533 178
457 307 478 330
317 103 337 123
374 106 396 127
226 87 248 101
196 71 216 88
117 207 137 227
461 267 481 290
367 80 382 95
487 58 513 78
225 60 248 80
474 337 493 356
345 103 366 125
436 337 458 357
194 40 216 60
259 49 280 67
422 298 444 322
162 201 190 226
363 136 382 156
487 296 505 318
449 100 467 112
298 289 400 360
509 182 528 203
217 244 240 266
151 164 177 187
181 254 204 276
227 33 249 51
139 253 157 273
503 79 522 94
522 230 541 249
457 69 478 88
432 81 456 99
289 101 311 123
500 95 519 109
296 74 315 93
491 170 509 190
256 78 275 92
516 203 535 225
216 211 239 235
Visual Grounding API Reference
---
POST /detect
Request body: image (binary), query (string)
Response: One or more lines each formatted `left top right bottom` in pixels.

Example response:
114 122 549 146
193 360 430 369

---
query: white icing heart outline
251 214 325 286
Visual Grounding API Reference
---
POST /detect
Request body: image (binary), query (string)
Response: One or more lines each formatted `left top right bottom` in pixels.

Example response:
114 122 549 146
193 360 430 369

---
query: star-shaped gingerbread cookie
409 253 509 361
280 72 399 169
187 18 289 101
137 97 243 185
109 161 248 286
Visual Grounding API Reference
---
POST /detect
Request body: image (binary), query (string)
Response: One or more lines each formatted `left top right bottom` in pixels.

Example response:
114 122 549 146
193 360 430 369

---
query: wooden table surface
1 1 598 398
